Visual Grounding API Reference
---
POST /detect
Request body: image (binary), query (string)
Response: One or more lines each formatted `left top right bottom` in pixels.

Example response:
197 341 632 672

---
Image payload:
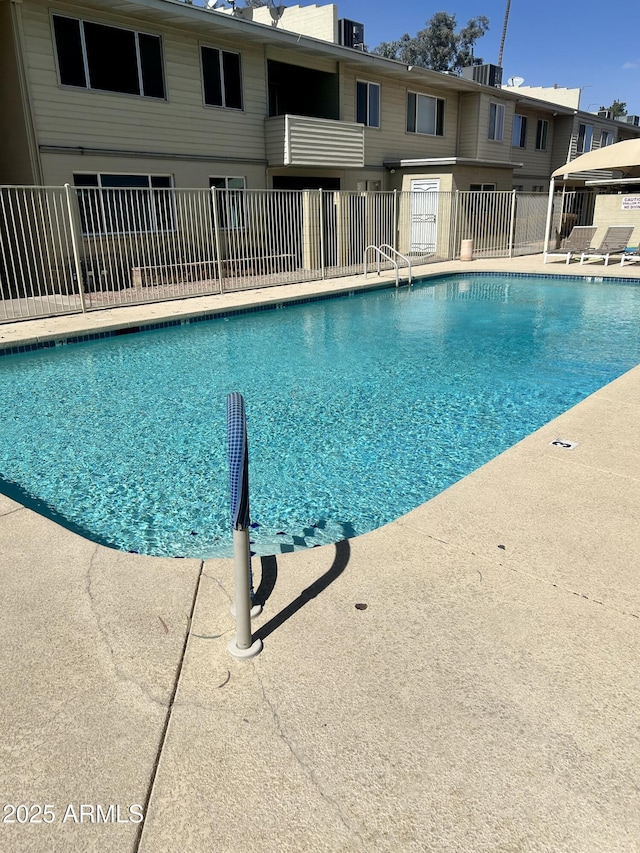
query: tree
599 100 627 117
373 12 490 73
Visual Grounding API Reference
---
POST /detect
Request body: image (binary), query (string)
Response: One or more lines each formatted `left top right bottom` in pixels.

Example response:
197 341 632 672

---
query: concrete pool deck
1 255 639 852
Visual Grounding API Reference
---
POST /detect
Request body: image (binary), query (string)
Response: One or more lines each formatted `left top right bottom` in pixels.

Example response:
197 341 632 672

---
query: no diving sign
550 438 579 450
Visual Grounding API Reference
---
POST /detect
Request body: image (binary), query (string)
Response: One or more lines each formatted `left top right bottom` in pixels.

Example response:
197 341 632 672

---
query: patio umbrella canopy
544 139 640 255
552 138 640 179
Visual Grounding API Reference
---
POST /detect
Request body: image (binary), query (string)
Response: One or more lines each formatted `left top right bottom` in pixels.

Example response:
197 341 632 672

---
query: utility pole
498 0 511 67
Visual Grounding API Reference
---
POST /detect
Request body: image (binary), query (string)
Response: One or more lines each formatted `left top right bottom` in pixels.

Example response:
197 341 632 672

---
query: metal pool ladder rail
364 244 413 287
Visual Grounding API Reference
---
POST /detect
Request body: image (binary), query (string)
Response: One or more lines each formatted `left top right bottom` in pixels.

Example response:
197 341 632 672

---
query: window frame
535 119 549 151
488 102 505 142
600 129 614 148
470 183 497 191
356 80 381 128
512 114 527 148
209 176 247 230
51 13 166 100
406 91 445 136
200 44 244 110
73 172 176 236
577 123 594 154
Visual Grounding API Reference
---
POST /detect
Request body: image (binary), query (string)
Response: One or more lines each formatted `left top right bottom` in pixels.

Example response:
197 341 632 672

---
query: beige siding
267 115 364 167
451 166 513 192
478 89 520 162
0 3 39 183
550 115 574 171
264 116 287 169
476 93 514 161
508 107 554 181
38 151 268 189
340 64 460 163
22 0 269 175
554 115 625 182
457 93 480 158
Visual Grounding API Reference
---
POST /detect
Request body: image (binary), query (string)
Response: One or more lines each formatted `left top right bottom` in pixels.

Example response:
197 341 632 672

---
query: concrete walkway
1 256 639 852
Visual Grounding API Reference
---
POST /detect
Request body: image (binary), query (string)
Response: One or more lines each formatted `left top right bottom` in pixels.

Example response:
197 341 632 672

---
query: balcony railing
265 114 365 168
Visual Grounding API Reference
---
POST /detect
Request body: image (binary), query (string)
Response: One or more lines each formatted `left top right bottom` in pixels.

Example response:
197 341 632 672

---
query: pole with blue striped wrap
226 392 262 659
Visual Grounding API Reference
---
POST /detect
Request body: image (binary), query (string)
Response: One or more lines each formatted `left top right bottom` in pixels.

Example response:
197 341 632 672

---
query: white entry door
410 179 440 254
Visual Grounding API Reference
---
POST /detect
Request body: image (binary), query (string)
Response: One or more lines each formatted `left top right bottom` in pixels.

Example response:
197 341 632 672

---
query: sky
332 0 640 116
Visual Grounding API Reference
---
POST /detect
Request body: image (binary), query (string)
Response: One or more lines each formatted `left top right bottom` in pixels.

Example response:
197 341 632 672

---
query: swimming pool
1 273 639 558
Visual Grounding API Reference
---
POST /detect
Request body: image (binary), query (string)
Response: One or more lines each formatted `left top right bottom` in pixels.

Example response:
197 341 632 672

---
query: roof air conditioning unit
598 109 614 119
338 18 365 50
622 114 640 126
460 63 503 88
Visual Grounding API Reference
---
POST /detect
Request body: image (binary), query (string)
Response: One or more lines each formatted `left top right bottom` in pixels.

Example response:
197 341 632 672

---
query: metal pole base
227 637 263 659
230 602 263 618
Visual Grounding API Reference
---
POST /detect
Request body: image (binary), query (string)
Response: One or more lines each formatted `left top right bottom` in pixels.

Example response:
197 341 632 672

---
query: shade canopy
552 138 640 179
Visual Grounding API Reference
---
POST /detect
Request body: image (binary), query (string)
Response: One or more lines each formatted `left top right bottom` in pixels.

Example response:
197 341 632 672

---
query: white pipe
227 527 262 659
543 177 556 258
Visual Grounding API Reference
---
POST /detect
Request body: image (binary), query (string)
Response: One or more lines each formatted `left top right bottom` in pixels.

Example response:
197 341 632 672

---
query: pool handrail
364 245 412 287
379 245 412 286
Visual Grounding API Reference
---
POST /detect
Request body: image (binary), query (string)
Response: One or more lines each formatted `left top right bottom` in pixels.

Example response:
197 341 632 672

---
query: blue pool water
1 274 639 558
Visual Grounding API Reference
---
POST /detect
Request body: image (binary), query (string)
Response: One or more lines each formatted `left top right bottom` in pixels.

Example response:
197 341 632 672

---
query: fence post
508 189 517 258
392 189 398 253
319 189 325 280
210 186 225 294
451 190 459 260
64 183 87 313
543 178 556 257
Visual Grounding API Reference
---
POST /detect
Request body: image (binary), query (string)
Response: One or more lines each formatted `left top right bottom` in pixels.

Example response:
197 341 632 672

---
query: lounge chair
544 226 597 264
620 247 640 267
579 226 634 266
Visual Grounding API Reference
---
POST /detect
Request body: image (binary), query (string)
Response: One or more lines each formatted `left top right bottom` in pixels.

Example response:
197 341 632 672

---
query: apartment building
1 0 638 216
5 0 635 200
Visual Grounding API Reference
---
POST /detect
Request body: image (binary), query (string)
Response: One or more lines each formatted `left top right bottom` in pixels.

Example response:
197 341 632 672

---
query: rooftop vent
460 63 503 88
338 18 365 50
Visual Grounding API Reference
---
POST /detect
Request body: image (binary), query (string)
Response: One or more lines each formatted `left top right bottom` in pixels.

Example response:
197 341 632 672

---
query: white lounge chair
579 226 634 265
544 226 597 264
620 247 640 267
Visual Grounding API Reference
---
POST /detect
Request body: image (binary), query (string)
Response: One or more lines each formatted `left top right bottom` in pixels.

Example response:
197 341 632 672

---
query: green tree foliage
599 100 627 117
374 12 490 73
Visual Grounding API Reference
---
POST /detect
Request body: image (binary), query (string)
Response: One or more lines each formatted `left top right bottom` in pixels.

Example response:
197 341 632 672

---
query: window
535 119 549 151
201 46 242 109
600 130 614 147
577 123 593 154
488 102 505 141
74 174 174 235
356 81 380 128
470 183 496 191
532 185 545 193
512 114 527 148
407 92 444 136
210 177 246 229
53 16 165 98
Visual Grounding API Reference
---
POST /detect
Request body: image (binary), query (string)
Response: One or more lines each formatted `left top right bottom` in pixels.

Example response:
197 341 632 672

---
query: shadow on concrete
254 538 350 642
254 554 278 606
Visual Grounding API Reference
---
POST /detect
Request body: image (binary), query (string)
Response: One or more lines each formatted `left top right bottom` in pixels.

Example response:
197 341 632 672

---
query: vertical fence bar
63 183 86 313
319 189 325 280
210 187 224 292
508 189 517 258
